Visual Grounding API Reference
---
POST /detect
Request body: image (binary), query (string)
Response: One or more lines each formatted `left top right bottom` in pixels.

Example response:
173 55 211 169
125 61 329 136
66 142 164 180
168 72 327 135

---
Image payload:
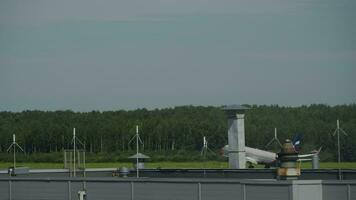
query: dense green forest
0 104 355 162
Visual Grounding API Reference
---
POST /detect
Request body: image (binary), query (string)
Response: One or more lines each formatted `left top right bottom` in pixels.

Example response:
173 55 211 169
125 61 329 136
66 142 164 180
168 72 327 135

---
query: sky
0 0 355 111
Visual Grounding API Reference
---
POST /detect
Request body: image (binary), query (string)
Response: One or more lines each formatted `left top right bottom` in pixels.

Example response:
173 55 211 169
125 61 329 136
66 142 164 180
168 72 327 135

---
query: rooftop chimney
223 105 249 169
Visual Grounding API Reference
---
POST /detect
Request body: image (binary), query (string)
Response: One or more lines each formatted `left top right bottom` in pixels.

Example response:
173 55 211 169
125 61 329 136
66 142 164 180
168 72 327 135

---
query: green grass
1 161 356 170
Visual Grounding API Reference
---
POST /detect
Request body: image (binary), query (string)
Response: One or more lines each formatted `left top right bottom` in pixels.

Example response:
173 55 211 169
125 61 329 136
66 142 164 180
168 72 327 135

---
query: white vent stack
223 105 249 169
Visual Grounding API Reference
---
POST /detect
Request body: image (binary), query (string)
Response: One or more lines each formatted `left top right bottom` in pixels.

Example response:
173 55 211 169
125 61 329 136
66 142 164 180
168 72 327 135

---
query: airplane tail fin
292 133 303 152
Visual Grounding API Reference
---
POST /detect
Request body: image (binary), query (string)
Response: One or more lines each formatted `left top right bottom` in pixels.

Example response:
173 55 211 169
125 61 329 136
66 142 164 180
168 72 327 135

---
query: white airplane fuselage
223 145 316 166
245 146 276 165
223 145 277 165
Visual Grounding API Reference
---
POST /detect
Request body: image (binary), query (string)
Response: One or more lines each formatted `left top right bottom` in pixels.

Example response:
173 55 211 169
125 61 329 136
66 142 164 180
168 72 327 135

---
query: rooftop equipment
312 154 320 169
128 153 150 170
6 134 25 175
265 128 282 149
119 167 130 177
78 190 87 200
200 136 215 158
277 139 301 180
222 105 249 169
8 167 29 176
64 128 86 177
128 125 149 178
332 119 349 179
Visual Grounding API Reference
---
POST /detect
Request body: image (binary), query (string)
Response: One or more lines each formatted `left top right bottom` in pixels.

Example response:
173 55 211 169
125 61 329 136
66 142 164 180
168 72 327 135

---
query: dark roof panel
128 153 150 159
222 105 249 111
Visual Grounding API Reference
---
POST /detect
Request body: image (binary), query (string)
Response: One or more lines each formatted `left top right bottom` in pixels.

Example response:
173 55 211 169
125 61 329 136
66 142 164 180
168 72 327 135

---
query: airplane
222 132 321 168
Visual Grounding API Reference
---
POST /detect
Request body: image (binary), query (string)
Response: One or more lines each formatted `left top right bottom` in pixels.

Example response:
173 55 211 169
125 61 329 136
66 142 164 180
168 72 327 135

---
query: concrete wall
0 178 355 200
322 181 356 200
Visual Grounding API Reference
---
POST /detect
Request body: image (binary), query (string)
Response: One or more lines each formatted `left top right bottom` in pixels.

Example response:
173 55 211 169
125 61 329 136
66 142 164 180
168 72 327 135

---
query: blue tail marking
292 133 303 152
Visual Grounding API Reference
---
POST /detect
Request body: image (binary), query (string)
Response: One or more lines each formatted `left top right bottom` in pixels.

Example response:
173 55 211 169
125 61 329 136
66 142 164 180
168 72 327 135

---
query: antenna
200 136 215 157
129 125 143 178
332 119 348 180
71 128 84 177
6 134 24 169
265 128 282 149
73 128 76 177
200 136 208 156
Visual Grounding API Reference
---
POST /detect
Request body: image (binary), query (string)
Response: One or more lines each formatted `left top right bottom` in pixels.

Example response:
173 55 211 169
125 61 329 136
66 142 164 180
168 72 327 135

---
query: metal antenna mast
200 136 208 156
73 128 76 177
6 134 24 169
265 128 282 149
71 128 84 177
332 119 348 180
200 136 215 157
129 125 143 178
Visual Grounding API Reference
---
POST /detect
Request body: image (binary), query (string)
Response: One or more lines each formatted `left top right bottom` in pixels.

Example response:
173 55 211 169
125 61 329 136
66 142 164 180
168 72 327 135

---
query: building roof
222 105 249 111
128 153 150 159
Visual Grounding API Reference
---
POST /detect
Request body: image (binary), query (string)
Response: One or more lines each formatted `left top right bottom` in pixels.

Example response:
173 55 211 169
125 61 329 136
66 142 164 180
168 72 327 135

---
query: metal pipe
312 154 320 169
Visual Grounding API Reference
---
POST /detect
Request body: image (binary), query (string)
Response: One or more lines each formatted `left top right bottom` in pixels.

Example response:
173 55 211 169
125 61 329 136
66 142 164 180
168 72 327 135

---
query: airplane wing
297 147 322 159
297 153 316 158
297 158 312 162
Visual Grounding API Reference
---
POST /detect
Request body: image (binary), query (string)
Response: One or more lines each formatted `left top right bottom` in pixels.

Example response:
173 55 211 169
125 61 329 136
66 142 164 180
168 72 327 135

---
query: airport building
0 105 355 200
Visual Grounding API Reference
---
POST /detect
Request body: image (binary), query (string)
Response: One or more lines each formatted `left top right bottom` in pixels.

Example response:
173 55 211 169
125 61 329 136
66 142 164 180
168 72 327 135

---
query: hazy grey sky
1 0 355 111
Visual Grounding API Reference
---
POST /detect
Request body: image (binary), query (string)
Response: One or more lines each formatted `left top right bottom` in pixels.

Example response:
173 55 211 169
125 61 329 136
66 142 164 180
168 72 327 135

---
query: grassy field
1 161 356 170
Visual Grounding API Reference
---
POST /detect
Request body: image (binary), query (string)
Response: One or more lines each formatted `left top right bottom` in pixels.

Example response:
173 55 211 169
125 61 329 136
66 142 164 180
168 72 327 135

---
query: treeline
0 104 355 162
